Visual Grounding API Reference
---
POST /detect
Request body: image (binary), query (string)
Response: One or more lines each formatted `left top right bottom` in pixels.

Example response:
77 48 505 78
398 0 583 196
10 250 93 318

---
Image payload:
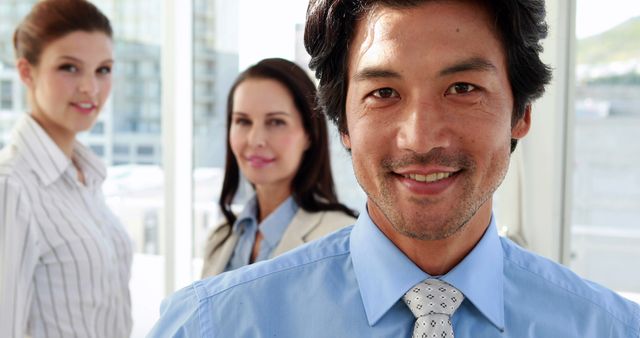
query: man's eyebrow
352 67 402 82
439 57 497 76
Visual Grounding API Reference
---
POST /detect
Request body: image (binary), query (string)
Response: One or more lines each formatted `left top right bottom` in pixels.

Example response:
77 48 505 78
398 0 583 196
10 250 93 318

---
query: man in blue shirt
149 0 640 337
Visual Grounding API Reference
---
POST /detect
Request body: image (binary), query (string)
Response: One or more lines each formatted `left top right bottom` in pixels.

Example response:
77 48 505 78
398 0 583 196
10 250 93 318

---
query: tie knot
403 279 464 318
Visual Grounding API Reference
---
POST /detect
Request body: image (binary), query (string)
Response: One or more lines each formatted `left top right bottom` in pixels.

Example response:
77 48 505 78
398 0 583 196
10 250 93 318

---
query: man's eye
371 87 398 99
446 83 476 95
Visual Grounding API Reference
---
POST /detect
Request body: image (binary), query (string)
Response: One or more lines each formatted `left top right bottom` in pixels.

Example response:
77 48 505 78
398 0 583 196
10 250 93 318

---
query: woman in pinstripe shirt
0 1 133 337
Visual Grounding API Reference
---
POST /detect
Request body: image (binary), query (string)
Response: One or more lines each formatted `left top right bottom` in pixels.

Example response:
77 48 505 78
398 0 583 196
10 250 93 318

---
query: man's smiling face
343 1 531 240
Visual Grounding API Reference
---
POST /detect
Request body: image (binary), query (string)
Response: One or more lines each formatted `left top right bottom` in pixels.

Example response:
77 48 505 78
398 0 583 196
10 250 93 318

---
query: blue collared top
225 196 298 272
148 210 640 337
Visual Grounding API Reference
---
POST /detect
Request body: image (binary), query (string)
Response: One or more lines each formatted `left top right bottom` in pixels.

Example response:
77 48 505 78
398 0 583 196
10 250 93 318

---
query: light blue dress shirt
225 196 298 272
149 210 640 337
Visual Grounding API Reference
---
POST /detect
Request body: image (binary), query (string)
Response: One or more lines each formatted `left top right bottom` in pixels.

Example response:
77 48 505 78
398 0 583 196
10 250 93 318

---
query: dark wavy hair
304 0 552 152
219 58 356 225
14 0 112 65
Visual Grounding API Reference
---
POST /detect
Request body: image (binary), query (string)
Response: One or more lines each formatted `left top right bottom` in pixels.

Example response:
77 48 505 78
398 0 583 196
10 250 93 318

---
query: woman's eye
59 64 78 73
371 87 398 99
267 119 286 126
446 83 476 95
97 66 112 75
234 118 250 126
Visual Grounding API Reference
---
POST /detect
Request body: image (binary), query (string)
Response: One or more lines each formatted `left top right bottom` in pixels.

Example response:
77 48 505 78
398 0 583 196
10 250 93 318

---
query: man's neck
371 202 493 276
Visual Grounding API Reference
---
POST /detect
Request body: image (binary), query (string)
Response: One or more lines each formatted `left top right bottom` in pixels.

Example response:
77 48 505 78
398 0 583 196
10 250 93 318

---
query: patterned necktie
402 279 464 338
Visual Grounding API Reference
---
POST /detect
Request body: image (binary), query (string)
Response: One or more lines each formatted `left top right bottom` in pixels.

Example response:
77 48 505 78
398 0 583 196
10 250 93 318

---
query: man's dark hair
304 0 552 152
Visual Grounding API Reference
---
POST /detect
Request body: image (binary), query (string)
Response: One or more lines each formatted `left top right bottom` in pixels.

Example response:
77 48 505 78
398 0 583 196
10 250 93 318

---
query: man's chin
392 219 468 241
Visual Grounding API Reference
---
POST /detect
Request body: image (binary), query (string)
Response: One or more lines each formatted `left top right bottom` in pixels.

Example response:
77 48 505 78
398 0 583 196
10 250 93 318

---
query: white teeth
78 103 93 109
405 172 452 183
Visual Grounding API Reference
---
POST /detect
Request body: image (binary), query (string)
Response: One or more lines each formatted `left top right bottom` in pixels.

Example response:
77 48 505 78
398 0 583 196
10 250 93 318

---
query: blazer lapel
272 209 322 257
201 223 241 277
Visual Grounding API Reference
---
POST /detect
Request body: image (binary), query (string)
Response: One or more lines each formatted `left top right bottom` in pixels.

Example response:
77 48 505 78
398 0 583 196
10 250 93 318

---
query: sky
576 0 640 38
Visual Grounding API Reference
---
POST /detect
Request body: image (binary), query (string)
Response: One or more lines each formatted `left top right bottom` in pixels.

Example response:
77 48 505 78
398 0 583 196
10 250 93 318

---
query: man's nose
396 98 452 154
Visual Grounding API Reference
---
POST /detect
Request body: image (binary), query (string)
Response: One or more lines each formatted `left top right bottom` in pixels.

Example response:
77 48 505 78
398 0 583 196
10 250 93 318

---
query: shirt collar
350 208 504 329
11 114 106 187
232 196 298 246
350 210 428 326
233 197 259 232
441 215 504 330
71 141 107 187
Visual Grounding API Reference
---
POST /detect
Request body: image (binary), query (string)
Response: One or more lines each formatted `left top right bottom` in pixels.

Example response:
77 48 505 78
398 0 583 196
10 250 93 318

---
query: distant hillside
578 16 640 65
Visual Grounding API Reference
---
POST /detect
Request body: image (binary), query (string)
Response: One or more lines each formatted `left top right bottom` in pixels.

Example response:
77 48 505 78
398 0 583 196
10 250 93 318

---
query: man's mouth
394 169 462 195
402 172 454 183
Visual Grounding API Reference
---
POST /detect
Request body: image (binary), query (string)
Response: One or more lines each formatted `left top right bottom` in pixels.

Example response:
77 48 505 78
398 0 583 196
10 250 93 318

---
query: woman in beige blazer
202 58 356 278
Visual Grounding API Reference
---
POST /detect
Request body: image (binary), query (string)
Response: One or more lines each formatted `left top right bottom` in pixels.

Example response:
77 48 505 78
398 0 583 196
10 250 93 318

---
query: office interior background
0 0 638 336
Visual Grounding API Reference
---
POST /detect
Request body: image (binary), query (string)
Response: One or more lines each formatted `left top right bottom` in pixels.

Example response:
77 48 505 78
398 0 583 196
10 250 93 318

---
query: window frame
516 0 575 263
162 0 195 294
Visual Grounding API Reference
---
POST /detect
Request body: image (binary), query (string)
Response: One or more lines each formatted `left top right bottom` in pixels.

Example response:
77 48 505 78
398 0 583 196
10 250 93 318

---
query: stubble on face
361 146 510 241
342 1 521 247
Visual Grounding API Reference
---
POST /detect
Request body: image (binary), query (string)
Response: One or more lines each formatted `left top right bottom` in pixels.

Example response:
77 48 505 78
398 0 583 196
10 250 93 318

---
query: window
91 1 166 336
0 80 12 110
89 144 105 157
191 0 225 271
568 0 640 302
90 121 105 135
136 145 154 156
113 144 130 155
0 1 34 153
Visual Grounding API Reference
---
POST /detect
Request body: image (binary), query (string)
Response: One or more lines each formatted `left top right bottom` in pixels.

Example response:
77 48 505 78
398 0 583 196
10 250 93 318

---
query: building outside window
568 0 640 302
0 80 12 109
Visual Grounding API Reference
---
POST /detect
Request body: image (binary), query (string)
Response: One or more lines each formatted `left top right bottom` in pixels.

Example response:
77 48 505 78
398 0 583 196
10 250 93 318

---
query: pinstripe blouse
0 115 133 338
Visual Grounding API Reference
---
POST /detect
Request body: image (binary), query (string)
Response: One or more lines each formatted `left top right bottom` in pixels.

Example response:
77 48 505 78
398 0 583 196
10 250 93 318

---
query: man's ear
512 104 532 140
341 132 351 150
16 58 35 90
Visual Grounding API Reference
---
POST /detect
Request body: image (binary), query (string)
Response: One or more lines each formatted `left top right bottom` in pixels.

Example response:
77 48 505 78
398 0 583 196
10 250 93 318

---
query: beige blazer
201 209 355 278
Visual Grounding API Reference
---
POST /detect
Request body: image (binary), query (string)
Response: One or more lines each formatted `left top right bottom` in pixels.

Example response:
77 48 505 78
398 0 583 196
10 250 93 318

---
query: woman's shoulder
0 146 33 190
318 209 357 225
291 208 355 242
295 208 356 229
204 218 234 244
0 151 34 220
0 144 27 177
